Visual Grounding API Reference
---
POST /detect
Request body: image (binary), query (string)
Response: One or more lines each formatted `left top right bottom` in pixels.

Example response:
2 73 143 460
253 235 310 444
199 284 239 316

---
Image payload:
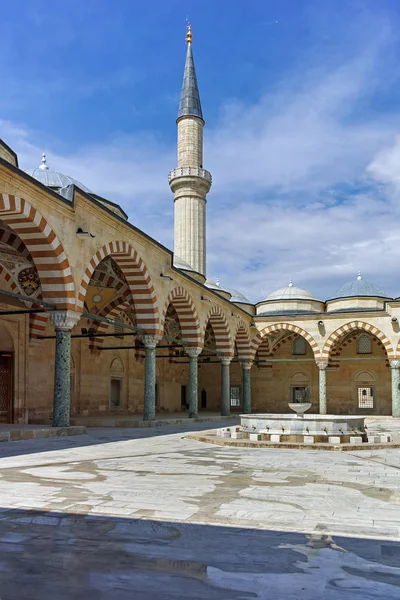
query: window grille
357 335 372 354
114 315 124 337
230 385 241 407
291 386 309 403
358 386 374 409
293 336 306 355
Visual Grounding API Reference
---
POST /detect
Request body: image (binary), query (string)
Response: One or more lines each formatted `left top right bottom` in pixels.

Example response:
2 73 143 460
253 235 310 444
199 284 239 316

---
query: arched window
357 334 372 354
292 336 306 355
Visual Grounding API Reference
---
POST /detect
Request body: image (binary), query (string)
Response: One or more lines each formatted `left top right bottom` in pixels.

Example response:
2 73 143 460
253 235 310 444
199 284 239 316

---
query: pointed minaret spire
169 22 212 276
178 21 203 121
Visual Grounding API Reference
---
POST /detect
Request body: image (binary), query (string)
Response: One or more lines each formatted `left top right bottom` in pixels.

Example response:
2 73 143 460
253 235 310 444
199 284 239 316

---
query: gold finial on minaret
186 19 192 44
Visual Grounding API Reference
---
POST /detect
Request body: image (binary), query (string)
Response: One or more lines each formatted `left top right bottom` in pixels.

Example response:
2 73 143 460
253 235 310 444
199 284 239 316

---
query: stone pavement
0 419 400 598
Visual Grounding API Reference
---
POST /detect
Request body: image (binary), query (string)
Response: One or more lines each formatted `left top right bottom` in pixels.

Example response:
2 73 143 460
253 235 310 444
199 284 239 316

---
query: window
293 337 306 355
110 378 122 407
230 385 241 407
357 334 372 354
291 386 309 403
358 386 374 409
114 315 124 338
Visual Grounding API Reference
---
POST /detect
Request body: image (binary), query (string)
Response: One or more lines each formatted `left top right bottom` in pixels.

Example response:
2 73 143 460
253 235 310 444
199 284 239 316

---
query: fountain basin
240 413 365 438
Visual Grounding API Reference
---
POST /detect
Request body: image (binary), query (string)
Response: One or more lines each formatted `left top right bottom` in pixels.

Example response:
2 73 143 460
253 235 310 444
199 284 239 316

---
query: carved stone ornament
220 356 232 366
389 359 400 369
316 360 329 370
184 347 202 358
240 361 253 371
49 310 81 331
140 334 162 349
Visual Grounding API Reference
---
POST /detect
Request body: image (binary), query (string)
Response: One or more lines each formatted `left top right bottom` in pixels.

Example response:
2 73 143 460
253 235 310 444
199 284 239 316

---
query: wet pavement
0 418 399 598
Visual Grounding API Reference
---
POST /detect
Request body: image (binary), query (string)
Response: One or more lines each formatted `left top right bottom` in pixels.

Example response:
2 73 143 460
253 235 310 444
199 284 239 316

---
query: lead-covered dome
25 153 92 194
265 279 317 301
333 273 387 299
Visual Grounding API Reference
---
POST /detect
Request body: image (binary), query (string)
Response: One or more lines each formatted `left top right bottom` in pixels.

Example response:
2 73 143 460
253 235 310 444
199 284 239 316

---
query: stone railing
168 167 212 184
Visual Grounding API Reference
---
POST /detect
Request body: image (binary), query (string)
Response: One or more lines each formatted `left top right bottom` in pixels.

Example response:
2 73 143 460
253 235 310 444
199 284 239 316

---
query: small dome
265 279 317 301
333 272 388 299
224 287 250 303
25 153 92 194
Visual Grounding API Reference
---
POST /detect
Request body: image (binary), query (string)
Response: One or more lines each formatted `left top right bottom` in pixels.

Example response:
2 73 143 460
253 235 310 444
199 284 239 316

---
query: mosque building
0 25 400 426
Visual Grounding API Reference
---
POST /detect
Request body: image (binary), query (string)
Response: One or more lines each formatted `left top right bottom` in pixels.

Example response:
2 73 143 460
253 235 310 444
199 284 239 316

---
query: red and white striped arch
0 193 75 308
161 287 201 346
251 323 321 360
77 242 160 335
322 321 395 360
234 319 252 361
202 306 233 357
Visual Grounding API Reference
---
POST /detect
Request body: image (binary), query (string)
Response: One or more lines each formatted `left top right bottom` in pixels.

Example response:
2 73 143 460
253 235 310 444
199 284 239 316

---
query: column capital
390 359 400 369
316 360 329 370
140 334 162 349
49 310 80 331
240 361 253 371
184 346 202 358
220 356 232 366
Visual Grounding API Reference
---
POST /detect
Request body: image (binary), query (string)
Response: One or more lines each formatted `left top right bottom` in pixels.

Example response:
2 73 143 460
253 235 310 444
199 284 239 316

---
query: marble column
49 310 80 428
142 335 160 421
220 357 232 417
241 361 252 414
390 360 400 418
316 360 328 415
185 347 202 418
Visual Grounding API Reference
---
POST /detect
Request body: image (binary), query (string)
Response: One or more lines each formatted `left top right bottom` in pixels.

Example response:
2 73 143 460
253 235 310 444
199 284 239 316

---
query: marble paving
0 418 400 598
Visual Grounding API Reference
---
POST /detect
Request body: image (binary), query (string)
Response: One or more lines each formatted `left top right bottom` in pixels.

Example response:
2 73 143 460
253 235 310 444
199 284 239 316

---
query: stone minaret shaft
169 24 212 276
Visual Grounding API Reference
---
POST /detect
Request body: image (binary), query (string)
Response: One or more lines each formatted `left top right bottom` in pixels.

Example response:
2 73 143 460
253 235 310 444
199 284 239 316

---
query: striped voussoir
322 321 395 360
0 263 19 294
251 323 321 360
234 320 252 361
77 242 160 335
161 287 201 346
202 306 233 357
0 193 75 309
29 312 48 339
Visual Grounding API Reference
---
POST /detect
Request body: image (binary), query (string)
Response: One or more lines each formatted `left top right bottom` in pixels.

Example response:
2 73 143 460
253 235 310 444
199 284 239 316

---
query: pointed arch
202 306 233 356
322 321 395 360
234 319 252 361
251 323 321 360
161 287 201 346
89 294 136 352
0 193 74 308
77 241 160 335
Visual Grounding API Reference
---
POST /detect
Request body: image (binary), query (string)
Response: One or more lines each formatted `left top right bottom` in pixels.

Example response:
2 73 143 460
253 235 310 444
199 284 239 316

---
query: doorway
0 353 13 423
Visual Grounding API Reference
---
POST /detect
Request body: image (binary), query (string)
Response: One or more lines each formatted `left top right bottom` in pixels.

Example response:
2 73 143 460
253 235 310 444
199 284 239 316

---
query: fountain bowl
288 402 312 415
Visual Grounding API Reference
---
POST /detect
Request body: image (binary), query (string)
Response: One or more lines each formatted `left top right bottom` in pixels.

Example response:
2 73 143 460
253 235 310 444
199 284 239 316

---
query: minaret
169 22 212 276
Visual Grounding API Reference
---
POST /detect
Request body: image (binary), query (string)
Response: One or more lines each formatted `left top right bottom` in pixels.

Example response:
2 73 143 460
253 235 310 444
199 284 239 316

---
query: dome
333 272 388 299
25 153 92 194
265 279 317 301
224 287 250 304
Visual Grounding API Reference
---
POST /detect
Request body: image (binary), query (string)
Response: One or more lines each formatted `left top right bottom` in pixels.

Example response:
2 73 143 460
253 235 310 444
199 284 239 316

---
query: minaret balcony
168 166 212 185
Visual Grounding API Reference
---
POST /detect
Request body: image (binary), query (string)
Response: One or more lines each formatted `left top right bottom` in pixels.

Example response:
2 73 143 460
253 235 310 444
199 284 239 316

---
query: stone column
317 360 329 415
220 357 232 417
185 347 202 418
390 360 400 418
141 335 160 421
49 310 80 428
241 361 252 414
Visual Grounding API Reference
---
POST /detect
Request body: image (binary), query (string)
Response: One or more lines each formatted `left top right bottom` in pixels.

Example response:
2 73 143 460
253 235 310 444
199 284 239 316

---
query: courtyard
0 419 400 599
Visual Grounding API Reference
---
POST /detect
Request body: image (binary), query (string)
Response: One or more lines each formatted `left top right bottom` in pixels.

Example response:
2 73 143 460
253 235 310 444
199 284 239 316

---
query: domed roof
25 153 92 193
333 272 388 299
265 279 317 301
173 255 194 272
225 287 250 304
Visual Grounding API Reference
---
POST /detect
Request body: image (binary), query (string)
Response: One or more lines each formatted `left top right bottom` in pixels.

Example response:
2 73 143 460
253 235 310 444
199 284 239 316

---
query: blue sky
2 0 400 300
